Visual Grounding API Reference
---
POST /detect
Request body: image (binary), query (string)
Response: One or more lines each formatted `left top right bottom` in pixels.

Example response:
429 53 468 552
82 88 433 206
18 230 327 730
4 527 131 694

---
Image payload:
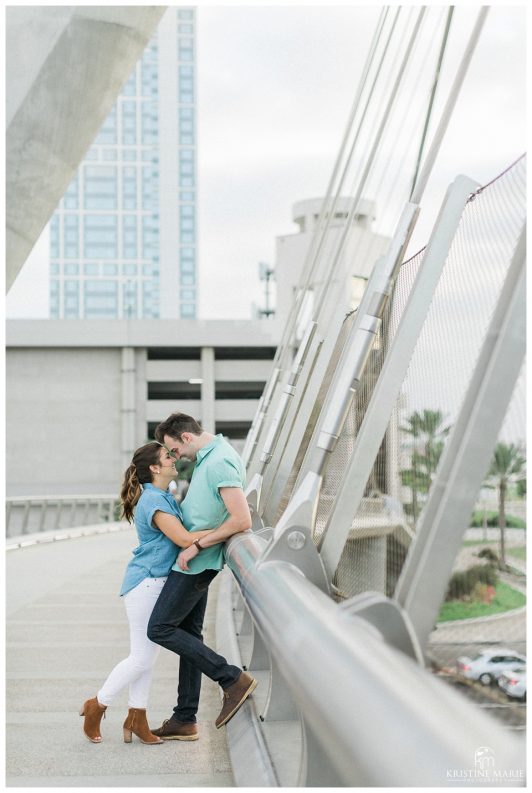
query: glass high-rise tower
49 7 197 320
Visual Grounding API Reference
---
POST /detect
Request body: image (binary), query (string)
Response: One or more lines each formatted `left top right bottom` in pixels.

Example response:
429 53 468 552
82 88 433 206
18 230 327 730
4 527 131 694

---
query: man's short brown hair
154 412 203 443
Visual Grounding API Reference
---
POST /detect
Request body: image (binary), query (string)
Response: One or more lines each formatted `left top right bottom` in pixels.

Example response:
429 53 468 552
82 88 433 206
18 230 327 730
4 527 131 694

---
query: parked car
456 647 526 686
498 667 526 701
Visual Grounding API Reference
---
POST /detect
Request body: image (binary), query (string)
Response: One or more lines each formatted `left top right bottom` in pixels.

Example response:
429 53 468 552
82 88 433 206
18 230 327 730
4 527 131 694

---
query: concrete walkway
6 526 234 787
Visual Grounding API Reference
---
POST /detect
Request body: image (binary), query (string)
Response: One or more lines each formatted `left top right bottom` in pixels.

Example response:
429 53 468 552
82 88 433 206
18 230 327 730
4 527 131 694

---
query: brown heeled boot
123 708 164 745
79 697 107 743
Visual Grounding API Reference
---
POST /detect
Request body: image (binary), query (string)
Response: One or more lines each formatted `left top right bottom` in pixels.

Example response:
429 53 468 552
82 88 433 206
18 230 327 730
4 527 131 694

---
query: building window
64 286 79 317
148 382 201 400
215 347 277 360
123 281 137 318
215 382 266 400
142 216 159 259
122 215 137 258
84 214 117 259
181 304 195 318
122 166 137 209
215 421 252 440
142 166 157 210
84 263 99 276
180 191 195 202
147 347 201 360
122 101 137 145
50 216 60 258
84 280 118 318
179 38 194 61
181 273 195 285
143 264 159 276
64 263 79 275
63 215 79 258
124 264 137 276
142 279 160 318
84 165 117 210
180 289 195 301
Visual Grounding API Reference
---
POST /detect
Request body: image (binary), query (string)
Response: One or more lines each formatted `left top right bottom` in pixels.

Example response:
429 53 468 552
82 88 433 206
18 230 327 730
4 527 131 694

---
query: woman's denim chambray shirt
120 483 184 596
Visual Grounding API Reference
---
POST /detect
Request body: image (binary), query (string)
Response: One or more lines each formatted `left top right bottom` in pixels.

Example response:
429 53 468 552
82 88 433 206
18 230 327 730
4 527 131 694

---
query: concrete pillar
6 6 167 291
201 347 215 433
121 347 136 469
135 348 148 444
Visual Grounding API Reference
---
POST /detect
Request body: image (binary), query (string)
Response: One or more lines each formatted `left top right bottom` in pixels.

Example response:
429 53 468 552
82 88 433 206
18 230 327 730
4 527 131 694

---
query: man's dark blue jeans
147 568 241 723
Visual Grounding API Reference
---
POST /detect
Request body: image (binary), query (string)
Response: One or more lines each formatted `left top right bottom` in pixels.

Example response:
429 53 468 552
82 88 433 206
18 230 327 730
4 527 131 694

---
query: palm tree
400 409 450 523
486 442 526 570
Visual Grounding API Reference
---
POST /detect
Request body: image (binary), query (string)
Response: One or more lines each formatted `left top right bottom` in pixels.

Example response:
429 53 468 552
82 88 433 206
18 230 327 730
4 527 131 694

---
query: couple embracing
80 412 257 745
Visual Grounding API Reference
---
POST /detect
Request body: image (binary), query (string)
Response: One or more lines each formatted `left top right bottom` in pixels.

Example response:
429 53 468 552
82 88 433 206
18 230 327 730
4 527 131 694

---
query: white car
456 647 526 686
498 667 526 701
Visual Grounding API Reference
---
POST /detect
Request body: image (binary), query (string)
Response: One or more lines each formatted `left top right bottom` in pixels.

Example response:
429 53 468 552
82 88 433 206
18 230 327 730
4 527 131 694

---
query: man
147 412 257 740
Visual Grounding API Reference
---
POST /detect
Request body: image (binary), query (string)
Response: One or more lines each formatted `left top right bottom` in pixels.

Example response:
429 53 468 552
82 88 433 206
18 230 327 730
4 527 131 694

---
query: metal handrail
5 494 120 537
223 530 524 787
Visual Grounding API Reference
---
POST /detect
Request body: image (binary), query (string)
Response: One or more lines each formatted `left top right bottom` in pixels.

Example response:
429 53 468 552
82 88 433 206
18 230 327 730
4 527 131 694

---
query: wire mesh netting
311 155 525 723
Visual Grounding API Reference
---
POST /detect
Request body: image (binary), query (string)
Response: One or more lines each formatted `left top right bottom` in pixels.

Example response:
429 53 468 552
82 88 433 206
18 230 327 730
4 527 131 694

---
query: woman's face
157 447 177 478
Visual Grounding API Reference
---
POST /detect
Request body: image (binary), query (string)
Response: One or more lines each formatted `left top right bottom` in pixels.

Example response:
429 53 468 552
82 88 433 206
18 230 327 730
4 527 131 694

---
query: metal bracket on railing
254 469 329 592
338 591 423 663
258 524 329 594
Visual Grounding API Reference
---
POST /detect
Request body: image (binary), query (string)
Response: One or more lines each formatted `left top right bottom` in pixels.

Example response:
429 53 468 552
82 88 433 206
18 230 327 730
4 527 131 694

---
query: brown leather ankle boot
123 708 164 745
79 697 107 743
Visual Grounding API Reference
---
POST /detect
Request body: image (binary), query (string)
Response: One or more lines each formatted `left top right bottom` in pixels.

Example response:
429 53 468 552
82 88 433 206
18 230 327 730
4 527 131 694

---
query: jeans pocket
193 569 218 592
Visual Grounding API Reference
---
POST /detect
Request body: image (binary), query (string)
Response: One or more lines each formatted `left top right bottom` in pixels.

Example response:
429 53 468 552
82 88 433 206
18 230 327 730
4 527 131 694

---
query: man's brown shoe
215 672 258 729
150 717 199 741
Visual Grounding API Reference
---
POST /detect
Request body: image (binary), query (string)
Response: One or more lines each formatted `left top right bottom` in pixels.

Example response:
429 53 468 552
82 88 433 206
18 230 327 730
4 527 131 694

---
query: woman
80 442 212 745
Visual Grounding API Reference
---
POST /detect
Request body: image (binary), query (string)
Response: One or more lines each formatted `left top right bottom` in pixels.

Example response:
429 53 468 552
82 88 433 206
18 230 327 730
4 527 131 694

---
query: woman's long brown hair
120 442 162 523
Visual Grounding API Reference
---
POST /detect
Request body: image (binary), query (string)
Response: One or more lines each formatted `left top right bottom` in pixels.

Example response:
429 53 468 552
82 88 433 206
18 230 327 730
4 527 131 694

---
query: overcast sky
6 3 527 320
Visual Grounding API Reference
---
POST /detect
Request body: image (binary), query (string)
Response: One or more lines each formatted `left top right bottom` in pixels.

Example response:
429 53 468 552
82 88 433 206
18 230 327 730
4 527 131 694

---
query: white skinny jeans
97 576 167 709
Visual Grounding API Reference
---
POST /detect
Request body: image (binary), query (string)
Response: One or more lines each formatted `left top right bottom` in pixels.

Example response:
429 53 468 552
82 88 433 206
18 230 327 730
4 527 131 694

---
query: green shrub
477 547 499 563
469 511 526 529
445 564 498 601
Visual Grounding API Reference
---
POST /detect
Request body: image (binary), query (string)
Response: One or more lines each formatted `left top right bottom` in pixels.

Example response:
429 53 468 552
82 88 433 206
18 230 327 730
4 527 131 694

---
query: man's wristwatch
193 539 203 552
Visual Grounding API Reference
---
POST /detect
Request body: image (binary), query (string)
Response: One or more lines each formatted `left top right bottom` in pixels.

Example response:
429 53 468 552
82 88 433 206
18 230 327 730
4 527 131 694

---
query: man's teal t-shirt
173 434 246 575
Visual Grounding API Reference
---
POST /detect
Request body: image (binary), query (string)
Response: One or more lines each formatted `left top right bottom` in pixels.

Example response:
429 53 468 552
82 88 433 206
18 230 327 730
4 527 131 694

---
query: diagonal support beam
318 174 478 579
6 6 166 290
394 224 526 651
